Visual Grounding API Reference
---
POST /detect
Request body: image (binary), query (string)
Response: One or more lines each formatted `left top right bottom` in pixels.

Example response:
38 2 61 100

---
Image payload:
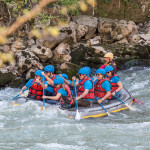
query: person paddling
105 66 123 97
19 70 48 100
72 67 94 107
94 69 111 104
58 74 74 95
42 77 74 109
100 52 117 73
42 65 57 96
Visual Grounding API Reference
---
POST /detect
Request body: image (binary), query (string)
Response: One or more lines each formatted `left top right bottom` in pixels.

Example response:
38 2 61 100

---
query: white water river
0 67 150 150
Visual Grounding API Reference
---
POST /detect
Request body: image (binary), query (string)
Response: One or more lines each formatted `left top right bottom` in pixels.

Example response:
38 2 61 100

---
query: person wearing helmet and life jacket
105 66 123 97
58 74 74 95
42 77 74 109
100 52 117 73
41 65 57 96
19 70 48 100
72 67 94 107
94 69 111 104
82 66 94 81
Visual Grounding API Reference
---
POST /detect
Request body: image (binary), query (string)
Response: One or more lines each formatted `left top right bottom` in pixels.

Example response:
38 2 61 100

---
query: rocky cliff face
0 15 150 87
82 0 150 23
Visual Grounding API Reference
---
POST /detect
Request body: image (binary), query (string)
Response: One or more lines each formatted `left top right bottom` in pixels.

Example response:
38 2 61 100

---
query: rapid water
0 67 150 150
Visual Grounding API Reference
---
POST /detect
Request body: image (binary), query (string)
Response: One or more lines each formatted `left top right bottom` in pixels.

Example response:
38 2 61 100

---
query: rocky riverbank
0 15 150 87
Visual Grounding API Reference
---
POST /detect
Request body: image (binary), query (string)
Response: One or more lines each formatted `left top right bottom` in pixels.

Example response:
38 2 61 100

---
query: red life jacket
28 79 43 100
108 74 119 92
100 60 117 73
94 78 112 99
59 84 74 105
77 77 94 99
51 74 57 92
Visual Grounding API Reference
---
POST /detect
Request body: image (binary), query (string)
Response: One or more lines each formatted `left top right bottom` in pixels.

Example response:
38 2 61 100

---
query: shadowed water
0 67 150 150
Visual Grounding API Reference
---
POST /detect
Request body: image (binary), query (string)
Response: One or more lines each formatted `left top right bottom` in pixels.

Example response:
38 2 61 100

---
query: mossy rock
119 59 150 70
0 71 16 87
9 77 23 88
71 44 87 65
60 63 81 80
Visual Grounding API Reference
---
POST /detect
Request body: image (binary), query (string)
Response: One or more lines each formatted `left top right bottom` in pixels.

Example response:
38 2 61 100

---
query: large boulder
53 43 72 64
60 62 80 79
0 66 19 87
102 44 150 69
37 32 71 49
26 67 37 80
15 50 43 74
73 15 98 40
30 45 53 62
11 39 26 52
98 18 138 43
138 34 150 45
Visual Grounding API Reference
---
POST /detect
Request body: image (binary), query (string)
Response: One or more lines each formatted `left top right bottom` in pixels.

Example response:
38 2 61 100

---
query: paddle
74 79 81 120
95 96 110 116
114 95 135 111
9 82 36 103
133 98 144 104
41 76 46 110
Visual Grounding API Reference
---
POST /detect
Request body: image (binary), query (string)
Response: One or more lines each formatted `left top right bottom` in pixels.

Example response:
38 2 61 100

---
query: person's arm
72 76 79 87
43 93 61 100
19 86 27 95
36 79 47 89
112 81 123 96
97 91 111 104
76 89 89 100
97 81 111 103
41 72 54 85
19 79 33 95
76 80 92 100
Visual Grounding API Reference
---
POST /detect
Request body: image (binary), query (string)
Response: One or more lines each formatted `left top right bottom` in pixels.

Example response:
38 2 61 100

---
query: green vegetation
60 0 80 16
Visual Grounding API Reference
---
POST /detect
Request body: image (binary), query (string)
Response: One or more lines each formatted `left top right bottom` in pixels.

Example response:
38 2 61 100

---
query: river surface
0 67 150 150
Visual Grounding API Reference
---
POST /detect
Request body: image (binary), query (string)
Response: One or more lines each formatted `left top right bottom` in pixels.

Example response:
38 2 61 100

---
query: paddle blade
107 112 110 116
133 99 144 104
125 104 135 111
41 107 46 110
11 102 19 106
75 110 81 120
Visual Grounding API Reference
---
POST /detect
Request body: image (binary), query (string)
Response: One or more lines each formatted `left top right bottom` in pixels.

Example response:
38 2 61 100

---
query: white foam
36 143 88 150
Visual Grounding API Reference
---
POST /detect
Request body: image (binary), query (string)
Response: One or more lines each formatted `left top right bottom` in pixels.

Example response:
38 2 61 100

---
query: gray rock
53 43 71 64
73 15 98 40
37 33 70 49
30 45 53 62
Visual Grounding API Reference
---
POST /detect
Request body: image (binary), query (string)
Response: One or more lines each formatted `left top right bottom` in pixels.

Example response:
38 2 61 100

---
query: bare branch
1 0 58 41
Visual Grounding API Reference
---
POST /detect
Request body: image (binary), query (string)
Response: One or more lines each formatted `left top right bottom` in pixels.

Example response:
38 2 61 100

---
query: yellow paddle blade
41 107 47 110
11 102 19 106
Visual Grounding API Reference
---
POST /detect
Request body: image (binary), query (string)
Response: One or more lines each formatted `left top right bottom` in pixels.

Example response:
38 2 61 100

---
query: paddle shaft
114 95 126 104
9 82 36 103
74 80 78 110
42 77 45 108
95 97 109 114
